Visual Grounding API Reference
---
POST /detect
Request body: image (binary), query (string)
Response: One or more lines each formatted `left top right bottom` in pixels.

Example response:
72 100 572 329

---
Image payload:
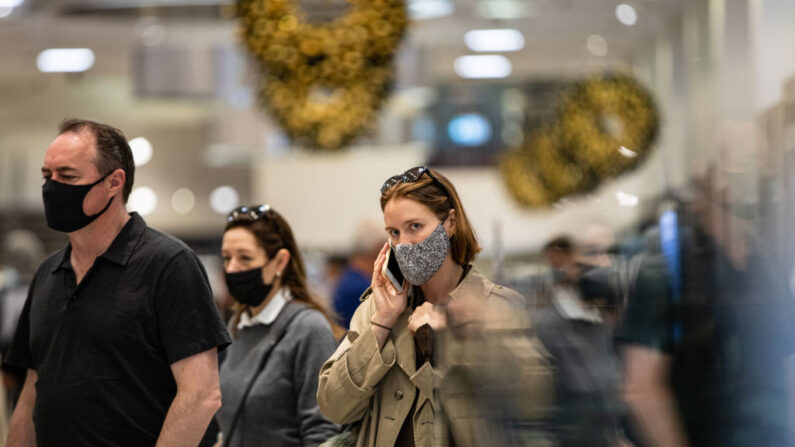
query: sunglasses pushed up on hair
380 166 450 198
226 204 273 222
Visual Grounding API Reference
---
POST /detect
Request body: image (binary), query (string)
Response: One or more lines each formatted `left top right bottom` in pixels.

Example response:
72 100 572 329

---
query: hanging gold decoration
238 0 407 149
501 74 660 207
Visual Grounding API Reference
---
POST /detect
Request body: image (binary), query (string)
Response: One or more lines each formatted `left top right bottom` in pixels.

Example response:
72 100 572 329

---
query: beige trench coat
317 269 554 447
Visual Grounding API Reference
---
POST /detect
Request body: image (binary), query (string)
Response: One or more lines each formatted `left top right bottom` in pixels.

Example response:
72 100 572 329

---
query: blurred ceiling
0 0 685 80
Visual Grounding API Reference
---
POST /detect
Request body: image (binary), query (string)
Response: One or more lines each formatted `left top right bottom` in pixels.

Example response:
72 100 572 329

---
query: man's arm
623 344 689 447
7 369 37 447
156 349 221 447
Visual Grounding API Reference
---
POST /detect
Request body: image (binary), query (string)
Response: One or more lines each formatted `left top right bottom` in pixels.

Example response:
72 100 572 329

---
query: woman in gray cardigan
215 204 340 446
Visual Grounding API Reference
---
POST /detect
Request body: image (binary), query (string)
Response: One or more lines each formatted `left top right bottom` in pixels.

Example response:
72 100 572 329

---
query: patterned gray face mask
394 223 450 286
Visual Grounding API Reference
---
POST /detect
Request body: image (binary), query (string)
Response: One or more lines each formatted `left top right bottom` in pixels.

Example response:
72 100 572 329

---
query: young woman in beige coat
317 166 554 447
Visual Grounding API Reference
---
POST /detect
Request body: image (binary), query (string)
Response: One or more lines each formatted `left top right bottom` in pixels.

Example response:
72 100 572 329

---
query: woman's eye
389 229 399 237
241 255 253 262
410 223 421 230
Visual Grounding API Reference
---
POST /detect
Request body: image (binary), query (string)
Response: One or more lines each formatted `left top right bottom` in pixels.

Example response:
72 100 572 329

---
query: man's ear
108 168 126 197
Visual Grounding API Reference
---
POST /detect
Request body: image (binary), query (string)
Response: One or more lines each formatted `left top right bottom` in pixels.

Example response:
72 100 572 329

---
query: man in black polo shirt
4 119 231 446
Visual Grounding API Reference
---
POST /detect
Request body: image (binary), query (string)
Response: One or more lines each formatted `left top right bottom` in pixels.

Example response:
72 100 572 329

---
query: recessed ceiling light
586 34 608 57
476 0 533 20
408 0 453 20
128 187 158 216
454 55 512 79
464 29 525 53
129 137 153 167
172 188 196 215
616 191 639 207
616 4 638 26
210 186 240 215
36 48 95 73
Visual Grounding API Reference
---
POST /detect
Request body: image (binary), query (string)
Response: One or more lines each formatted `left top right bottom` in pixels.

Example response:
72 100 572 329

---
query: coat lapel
393 308 416 377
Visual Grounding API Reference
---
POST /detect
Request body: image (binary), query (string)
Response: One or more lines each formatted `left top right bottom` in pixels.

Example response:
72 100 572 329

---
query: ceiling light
171 187 196 215
616 191 639 207
616 4 637 26
464 29 525 53
129 137 153 167
476 0 533 19
0 0 23 7
128 187 158 216
36 48 95 73
586 34 608 57
210 186 239 215
454 55 512 79
408 0 453 20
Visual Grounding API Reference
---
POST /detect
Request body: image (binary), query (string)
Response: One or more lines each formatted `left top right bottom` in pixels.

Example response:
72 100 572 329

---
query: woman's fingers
371 242 390 287
372 243 388 280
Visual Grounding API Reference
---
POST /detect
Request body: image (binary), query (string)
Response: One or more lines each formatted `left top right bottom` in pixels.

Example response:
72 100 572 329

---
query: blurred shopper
533 231 628 447
542 236 577 284
619 180 795 446
4 119 231 446
0 230 45 442
216 204 339 447
317 166 553 447
332 220 384 329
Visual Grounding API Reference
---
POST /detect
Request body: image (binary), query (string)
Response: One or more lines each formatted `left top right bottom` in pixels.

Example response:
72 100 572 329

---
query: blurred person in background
618 164 795 446
4 119 231 446
1 230 46 386
216 204 339 446
533 229 629 447
542 236 577 284
317 166 554 447
332 219 384 329
0 230 46 442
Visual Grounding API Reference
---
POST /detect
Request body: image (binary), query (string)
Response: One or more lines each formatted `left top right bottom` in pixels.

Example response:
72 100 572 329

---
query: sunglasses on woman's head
380 166 450 198
226 204 272 222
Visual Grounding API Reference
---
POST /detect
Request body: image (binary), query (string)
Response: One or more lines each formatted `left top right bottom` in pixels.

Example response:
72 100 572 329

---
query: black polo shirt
5 212 231 446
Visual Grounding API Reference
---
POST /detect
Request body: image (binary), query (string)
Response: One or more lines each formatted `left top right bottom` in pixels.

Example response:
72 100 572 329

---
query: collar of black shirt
51 212 147 273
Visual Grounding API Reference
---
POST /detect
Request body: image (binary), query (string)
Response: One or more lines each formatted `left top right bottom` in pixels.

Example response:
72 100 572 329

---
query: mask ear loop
86 170 118 219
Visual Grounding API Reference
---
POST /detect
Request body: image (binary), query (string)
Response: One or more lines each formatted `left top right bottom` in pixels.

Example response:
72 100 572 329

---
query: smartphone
381 245 405 293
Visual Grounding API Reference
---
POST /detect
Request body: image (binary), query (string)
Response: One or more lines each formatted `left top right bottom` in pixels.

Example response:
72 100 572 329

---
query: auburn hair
380 168 480 265
225 208 336 334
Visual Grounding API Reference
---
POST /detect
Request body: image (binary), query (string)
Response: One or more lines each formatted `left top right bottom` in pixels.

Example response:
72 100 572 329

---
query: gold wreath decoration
238 0 407 149
501 74 660 207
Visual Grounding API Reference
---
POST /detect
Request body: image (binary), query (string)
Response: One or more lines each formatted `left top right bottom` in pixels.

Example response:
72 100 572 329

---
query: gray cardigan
217 305 340 447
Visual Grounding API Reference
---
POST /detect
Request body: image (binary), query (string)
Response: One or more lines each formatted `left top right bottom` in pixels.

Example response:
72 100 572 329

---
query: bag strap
222 301 309 446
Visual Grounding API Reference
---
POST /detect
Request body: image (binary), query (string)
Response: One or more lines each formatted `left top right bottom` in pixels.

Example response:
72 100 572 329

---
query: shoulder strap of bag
222 301 309 446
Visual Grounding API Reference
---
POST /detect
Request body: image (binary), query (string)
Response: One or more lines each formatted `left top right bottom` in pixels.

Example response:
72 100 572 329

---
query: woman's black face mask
224 261 275 307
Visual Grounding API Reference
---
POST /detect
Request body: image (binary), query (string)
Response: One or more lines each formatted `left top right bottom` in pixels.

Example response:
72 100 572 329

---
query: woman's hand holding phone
371 243 408 348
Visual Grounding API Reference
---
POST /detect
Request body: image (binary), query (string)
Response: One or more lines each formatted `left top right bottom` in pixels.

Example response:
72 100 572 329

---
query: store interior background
1 0 795 303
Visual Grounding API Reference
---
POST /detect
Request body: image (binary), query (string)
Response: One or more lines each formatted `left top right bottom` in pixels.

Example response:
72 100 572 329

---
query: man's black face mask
576 264 621 309
42 172 114 233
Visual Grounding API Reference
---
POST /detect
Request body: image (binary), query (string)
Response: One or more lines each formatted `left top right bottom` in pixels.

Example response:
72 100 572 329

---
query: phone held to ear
381 244 404 293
